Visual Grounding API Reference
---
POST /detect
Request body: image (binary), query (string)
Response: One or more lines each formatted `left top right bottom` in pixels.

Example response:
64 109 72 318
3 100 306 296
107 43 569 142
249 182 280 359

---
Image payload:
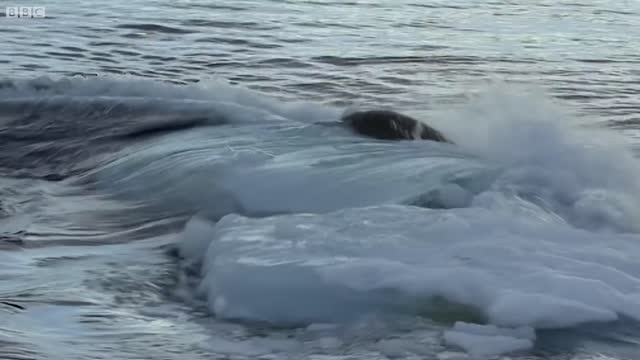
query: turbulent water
2 1 640 359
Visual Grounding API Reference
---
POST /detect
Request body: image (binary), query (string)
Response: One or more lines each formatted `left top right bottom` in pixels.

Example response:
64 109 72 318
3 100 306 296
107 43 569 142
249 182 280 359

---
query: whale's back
341 110 451 143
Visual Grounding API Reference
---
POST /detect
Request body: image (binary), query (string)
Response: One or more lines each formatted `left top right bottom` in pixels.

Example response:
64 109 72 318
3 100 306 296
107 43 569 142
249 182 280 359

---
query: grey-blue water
2 1 640 359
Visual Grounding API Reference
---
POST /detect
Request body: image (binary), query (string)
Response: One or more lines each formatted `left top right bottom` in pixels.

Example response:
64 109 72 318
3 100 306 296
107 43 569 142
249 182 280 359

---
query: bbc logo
5 6 46 18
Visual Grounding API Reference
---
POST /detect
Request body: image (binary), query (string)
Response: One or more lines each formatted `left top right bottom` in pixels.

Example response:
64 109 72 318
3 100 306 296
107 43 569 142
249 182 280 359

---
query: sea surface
2 1 640 359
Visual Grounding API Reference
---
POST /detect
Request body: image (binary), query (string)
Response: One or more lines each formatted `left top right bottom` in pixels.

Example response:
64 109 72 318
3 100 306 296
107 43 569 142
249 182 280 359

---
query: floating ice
178 200 640 354
443 322 534 358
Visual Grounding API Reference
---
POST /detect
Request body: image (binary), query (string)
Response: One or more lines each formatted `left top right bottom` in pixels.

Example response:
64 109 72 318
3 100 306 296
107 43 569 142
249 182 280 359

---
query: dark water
2 1 640 359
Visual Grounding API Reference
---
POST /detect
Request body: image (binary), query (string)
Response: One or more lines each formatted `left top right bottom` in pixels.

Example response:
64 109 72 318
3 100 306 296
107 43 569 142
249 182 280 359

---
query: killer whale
341 109 451 143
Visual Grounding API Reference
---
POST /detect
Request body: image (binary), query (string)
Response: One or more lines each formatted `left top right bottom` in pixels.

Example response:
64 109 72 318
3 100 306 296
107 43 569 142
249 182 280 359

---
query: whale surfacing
341 110 451 143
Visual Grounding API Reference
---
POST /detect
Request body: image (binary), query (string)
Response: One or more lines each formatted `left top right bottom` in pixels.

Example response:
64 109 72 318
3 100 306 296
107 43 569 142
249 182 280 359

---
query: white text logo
5 6 46 18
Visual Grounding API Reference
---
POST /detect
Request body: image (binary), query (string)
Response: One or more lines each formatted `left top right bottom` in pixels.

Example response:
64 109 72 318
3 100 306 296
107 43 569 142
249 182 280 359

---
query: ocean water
2 1 640 359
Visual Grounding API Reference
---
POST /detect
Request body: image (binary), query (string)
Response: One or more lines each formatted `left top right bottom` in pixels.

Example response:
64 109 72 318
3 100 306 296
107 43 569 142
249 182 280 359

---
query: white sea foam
0 76 340 124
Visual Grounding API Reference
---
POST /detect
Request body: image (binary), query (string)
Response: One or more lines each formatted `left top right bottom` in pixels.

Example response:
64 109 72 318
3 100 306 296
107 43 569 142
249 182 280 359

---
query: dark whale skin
341 110 451 143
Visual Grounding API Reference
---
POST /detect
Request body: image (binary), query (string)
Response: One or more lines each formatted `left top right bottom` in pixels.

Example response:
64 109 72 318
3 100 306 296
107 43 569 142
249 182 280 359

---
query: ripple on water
115 23 196 34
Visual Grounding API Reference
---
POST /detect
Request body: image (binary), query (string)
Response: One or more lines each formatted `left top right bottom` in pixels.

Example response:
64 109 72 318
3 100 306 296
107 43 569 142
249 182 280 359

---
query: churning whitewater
2 76 639 358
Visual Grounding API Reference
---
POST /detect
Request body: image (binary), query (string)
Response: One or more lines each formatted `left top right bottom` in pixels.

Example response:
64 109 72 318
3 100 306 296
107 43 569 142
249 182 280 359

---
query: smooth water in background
2 1 640 359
